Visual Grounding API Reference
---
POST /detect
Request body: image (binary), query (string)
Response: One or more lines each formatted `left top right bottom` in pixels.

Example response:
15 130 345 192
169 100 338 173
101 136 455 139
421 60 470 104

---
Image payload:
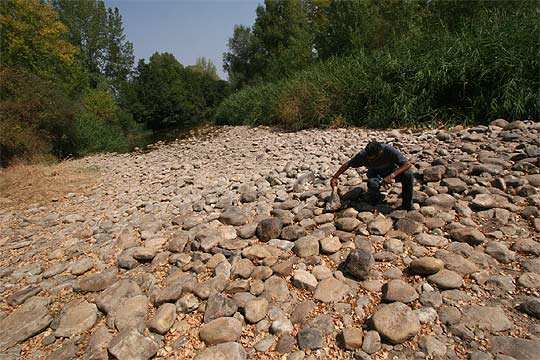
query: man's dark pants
366 164 414 208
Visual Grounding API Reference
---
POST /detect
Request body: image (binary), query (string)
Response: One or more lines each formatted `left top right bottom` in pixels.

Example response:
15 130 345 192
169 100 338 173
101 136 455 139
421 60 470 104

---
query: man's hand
383 175 394 184
330 177 338 189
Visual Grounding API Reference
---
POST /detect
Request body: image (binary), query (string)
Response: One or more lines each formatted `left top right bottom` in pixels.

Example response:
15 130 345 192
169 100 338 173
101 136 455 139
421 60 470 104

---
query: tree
128 53 191 129
0 67 77 166
223 25 261 89
126 52 230 130
223 0 317 87
252 0 314 80
0 0 78 74
104 7 135 90
188 57 219 81
315 0 379 59
52 0 133 88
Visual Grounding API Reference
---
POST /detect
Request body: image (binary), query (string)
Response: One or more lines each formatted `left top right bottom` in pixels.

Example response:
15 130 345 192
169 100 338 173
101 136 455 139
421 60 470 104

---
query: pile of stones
0 119 539 359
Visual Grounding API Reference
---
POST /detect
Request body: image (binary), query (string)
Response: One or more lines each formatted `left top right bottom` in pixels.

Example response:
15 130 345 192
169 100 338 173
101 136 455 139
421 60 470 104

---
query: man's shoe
367 193 385 206
397 204 413 211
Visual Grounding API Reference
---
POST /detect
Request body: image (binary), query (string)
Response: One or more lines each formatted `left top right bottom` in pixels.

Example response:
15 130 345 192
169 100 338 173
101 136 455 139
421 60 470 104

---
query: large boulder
54 300 97 337
371 302 420 344
490 336 540 360
425 194 456 210
194 342 246 360
199 318 243 345
256 217 283 242
462 306 513 332
314 277 350 303
0 297 52 352
450 227 486 245
343 249 374 280
108 329 159 360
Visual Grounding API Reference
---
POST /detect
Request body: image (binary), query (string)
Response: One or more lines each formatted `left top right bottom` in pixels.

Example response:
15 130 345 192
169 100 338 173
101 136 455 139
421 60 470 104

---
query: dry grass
0 160 100 211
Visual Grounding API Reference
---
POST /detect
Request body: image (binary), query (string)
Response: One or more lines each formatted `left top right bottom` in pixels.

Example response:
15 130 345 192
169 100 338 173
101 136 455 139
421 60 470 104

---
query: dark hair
365 141 382 157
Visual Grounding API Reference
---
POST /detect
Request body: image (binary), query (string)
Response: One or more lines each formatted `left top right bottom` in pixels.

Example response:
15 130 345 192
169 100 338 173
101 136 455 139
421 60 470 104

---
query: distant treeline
218 0 540 129
2 0 539 166
0 0 228 167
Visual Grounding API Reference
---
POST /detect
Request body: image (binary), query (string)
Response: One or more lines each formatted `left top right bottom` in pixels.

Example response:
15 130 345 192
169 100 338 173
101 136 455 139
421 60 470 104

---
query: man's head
365 141 383 161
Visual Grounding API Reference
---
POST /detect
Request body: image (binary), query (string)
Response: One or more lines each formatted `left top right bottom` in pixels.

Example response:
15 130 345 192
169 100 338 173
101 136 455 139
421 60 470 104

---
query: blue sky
104 0 261 79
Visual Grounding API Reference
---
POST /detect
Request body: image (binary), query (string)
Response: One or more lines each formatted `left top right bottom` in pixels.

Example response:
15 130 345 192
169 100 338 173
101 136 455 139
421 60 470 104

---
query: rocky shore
1 120 540 360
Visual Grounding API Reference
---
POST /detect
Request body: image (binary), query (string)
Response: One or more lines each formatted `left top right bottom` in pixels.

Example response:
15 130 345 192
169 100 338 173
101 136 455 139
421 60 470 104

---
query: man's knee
367 177 380 190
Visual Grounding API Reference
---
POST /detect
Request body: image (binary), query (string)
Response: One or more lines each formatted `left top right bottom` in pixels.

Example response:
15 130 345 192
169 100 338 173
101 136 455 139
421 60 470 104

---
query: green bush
75 112 129 155
215 82 284 126
215 7 539 129
0 66 77 167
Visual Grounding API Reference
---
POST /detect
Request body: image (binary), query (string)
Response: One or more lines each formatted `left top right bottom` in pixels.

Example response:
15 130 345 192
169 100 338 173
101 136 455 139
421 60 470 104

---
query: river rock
320 236 341 254
0 297 52 351
54 300 97 337
293 235 320 258
419 335 447 357
490 336 540 360
199 317 242 345
220 207 249 226
256 217 283 241
382 280 418 303
450 227 486 245
85 325 113 360
114 295 148 333
314 277 350 303
425 194 456 210
245 298 268 323
342 327 363 350
343 249 374 280
518 272 540 289
108 329 159 360
409 257 444 275
204 293 238 323
77 270 117 292
149 303 176 335
194 342 246 360
292 269 318 291
371 302 420 344
297 328 324 350
263 276 290 301
428 269 463 289
69 258 95 275
367 216 393 235
462 305 513 332
517 297 540 319
96 279 142 314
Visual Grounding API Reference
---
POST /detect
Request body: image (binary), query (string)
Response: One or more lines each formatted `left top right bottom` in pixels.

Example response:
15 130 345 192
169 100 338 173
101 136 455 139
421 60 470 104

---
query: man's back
349 144 409 170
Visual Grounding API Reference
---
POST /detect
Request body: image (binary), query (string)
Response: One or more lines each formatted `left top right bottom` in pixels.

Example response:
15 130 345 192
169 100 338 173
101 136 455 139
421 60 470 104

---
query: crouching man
330 141 414 210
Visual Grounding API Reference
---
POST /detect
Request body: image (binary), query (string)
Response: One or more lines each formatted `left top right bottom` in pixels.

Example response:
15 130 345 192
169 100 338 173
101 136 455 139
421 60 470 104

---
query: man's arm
330 160 351 189
383 162 413 184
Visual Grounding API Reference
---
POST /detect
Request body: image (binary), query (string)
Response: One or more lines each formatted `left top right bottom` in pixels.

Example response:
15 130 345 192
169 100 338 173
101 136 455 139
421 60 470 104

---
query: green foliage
253 0 315 80
223 0 317 87
0 0 78 74
81 84 118 123
0 0 150 166
216 5 540 129
188 57 219 81
223 25 261 89
215 82 284 126
0 67 77 166
75 112 128 155
52 0 134 89
315 0 381 58
126 52 230 131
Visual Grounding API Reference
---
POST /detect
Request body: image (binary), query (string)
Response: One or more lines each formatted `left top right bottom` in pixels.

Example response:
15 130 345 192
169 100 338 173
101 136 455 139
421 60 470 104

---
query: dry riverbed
1 121 540 360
